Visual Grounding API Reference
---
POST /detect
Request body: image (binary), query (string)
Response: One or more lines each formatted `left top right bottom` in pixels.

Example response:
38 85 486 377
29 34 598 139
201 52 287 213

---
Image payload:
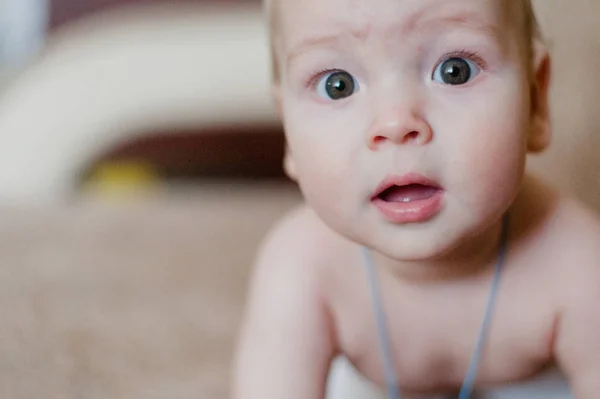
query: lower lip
371 190 444 224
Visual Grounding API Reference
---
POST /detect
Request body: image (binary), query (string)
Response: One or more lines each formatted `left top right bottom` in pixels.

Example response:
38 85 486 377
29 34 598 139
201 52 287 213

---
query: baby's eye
432 57 480 85
315 70 358 100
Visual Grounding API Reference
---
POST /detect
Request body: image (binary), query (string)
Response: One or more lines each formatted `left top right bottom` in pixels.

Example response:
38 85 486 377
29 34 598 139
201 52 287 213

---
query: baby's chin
367 235 463 263
340 216 492 264
328 221 462 263
355 214 510 273
309 202 503 264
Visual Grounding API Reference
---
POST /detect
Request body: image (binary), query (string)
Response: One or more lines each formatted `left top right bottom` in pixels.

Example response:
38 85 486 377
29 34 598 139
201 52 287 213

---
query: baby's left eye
315 70 358 100
432 57 481 85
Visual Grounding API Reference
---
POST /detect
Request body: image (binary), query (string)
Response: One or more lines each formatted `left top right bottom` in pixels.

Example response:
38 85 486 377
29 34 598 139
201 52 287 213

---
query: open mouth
376 183 440 203
371 174 444 223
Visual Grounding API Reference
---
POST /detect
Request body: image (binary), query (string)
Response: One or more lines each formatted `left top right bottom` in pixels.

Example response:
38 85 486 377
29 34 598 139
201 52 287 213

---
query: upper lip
371 173 442 200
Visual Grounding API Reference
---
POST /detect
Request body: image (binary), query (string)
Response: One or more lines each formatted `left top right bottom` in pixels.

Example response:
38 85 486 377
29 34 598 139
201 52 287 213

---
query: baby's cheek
285 108 362 173
287 129 359 224
292 153 357 234
455 120 528 208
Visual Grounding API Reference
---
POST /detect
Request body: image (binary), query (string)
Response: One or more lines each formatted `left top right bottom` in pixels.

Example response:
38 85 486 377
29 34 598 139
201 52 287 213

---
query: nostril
404 131 419 142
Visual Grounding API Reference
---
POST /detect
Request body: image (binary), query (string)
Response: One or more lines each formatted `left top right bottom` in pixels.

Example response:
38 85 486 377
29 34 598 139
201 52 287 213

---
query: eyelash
305 68 338 88
435 49 487 70
303 49 487 88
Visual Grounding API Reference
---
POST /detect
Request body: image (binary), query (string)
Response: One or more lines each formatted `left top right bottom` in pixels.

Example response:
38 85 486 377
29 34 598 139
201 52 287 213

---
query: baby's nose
366 110 433 150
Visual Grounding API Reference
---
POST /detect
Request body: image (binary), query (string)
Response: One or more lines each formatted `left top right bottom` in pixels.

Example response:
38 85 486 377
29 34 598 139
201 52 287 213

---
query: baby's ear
283 147 297 181
527 43 552 153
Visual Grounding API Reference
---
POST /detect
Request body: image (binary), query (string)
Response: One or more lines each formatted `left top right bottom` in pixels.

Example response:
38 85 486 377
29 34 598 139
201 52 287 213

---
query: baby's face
275 0 543 260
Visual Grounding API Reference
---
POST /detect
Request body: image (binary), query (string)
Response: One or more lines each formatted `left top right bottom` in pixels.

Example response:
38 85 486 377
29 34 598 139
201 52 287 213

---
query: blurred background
0 0 290 199
0 0 598 398
0 0 599 203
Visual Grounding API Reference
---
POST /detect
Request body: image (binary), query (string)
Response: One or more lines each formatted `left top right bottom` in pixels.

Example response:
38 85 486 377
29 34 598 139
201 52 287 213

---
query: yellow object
83 160 160 197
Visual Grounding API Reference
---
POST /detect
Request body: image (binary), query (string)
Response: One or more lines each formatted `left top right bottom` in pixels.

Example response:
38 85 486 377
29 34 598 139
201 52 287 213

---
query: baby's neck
371 216 506 284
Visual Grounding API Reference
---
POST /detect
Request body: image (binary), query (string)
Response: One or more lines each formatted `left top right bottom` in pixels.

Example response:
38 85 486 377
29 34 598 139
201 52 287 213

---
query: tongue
380 184 438 203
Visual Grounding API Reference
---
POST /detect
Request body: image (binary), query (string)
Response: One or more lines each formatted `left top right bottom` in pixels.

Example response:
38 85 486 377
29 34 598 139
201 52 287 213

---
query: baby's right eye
432 57 480 86
315 70 358 100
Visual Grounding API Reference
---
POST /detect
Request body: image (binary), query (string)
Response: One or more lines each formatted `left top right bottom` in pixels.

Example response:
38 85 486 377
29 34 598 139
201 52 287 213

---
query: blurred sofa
0 2 278 202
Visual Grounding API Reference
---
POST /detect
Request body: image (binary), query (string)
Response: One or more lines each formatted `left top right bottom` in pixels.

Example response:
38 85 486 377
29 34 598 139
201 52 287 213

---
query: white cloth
326 356 573 399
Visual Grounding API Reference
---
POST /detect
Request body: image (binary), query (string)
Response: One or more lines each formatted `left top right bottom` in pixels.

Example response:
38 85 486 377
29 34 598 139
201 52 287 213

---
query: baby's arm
554 261 600 398
232 213 336 399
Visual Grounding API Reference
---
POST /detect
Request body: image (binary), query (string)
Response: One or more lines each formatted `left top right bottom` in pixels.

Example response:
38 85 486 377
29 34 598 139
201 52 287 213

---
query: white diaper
326 356 573 399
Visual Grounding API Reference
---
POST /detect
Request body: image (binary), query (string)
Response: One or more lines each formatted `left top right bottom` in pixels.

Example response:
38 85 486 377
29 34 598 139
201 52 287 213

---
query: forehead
276 0 515 51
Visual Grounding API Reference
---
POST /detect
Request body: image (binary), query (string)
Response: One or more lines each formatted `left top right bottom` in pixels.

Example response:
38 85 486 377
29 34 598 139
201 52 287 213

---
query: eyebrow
286 11 504 63
286 28 368 63
415 12 505 41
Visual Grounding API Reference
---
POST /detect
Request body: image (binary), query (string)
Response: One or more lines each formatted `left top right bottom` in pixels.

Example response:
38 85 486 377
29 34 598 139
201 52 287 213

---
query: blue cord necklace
362 215 509 399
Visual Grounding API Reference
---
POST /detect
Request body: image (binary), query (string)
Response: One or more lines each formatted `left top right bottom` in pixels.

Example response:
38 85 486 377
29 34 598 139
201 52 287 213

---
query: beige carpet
0 182 301 398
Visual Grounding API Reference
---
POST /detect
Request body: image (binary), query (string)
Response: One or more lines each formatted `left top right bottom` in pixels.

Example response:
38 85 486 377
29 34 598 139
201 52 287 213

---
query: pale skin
232 0 600 398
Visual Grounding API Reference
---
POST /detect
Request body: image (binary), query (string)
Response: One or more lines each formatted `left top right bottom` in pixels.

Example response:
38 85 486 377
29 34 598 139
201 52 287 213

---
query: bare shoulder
232 205 343 399
253 203 350 280
242 203 350 328
547 196 600 270
511 176 600 311
516 175 600 270
538 195 600 313
542 198 600 396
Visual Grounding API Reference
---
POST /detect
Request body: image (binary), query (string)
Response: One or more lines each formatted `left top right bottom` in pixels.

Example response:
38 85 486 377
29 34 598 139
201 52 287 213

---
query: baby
232 0 600 398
